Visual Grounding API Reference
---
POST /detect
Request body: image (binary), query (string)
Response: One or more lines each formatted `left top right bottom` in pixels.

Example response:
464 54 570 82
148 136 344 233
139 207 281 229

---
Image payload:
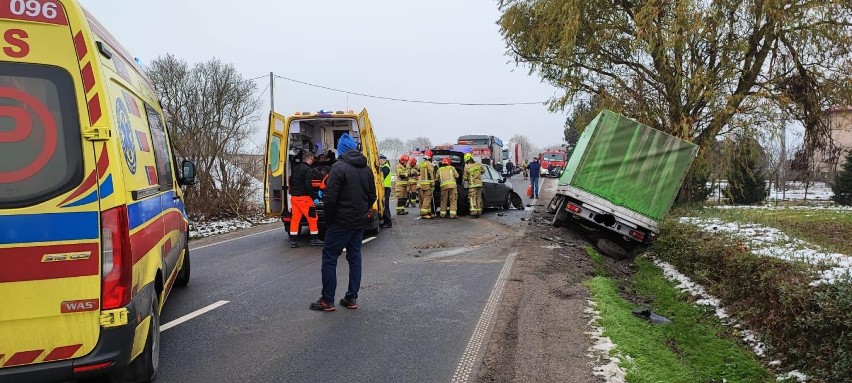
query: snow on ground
649 257 808 382
585 300 629 383
190 216 278 239
679 217 851 285
707 181 835 203
708 204 852 211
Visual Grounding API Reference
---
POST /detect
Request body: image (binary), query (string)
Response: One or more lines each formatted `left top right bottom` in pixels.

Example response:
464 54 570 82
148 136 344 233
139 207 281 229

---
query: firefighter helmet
400 154 409 164
464 153 473 162
441 157 451 165
424 150 433 160
409 158 417 166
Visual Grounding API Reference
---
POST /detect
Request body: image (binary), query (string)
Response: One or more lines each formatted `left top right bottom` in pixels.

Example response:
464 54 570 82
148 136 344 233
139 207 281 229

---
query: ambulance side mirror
179 160 197 186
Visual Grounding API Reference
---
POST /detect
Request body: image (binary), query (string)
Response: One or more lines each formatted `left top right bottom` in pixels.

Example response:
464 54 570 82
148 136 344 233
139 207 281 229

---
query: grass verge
694 207 852 255
584 251 772 383
653 217 852 382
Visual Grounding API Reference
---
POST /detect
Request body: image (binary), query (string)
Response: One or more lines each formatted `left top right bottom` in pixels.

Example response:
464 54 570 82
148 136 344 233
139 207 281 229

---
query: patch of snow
650 258 767 358
706 181 835 203
679 217 851 285
585 300 629 383
708 205 852 211
776 370 809 382
189 216 277 239
541 244 562 250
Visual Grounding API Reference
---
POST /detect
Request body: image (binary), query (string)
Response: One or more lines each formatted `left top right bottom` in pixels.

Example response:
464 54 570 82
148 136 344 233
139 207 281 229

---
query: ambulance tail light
101 206 133 310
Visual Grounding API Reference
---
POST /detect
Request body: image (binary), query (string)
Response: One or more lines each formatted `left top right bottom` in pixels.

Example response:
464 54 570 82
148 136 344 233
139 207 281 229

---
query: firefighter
463 153 484 218
522 159 529 180
395 154 410 215
407 157 419 207
437 157 460 218
418 150 436 219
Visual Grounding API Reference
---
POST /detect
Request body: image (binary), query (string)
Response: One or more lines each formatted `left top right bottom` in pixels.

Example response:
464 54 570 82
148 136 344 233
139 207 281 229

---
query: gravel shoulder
477 179 600 383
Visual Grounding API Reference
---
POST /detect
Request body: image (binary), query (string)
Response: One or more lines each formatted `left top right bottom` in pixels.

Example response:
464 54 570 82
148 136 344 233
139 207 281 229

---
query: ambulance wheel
122 294 160 382
175 238 190 287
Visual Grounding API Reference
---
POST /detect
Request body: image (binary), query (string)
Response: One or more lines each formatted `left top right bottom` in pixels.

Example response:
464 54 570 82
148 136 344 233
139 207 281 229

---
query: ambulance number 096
9 0 57 20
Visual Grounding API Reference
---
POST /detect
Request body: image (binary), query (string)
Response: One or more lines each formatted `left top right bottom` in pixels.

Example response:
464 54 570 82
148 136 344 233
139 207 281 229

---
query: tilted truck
548 110 698 259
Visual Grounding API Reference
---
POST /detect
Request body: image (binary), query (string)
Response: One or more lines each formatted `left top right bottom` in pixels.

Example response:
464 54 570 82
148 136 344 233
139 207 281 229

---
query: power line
272 74 548 106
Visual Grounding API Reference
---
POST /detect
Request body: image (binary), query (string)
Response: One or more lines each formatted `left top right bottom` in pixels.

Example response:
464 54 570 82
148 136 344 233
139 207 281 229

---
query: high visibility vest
464 163 484 188
382 163 392 188
438 166 457 189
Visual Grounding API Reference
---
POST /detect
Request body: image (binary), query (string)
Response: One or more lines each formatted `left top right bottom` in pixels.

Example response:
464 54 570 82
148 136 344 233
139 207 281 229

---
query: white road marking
451 251 518 383
343 236 376 252
190 227 284 251
160 300 230 332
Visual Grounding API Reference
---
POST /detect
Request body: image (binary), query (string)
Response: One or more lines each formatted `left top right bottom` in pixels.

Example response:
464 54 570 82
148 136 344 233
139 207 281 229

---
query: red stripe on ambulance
59 145 109 205
0 243 99 283
3 350 42 367
43 344 82 361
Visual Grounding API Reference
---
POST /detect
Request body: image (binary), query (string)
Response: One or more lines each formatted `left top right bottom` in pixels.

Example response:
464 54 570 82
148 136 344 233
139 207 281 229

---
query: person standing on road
395 154 410 216
418 150 436 219
379 154 393 229
310 133 376 312
528 157 541 199
505 160 514 177
437 157 460 218
522 160 529 180
289 152 323 248
463 153 484 218
407 157 419 207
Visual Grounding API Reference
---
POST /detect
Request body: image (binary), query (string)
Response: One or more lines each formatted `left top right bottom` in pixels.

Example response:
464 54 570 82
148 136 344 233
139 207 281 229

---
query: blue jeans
530 176 540 198
321 225 363 303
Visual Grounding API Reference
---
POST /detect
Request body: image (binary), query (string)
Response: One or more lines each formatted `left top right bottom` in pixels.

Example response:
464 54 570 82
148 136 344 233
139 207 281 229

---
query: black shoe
380 223 392 228
309 299 336 312
310 237 324 247
340 297 358 309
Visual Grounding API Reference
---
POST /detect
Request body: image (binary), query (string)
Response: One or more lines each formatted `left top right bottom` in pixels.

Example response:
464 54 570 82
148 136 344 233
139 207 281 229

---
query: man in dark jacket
310 133 377 312
528 157 541 199
289 152 322 248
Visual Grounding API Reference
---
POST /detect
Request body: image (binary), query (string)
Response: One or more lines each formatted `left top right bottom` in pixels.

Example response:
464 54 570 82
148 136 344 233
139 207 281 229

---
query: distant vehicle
430 150 521 215
264 109 385 236
0 1 196 382
549 110 698 259
504 142 523 174
539 150 567 177
457 135 504 171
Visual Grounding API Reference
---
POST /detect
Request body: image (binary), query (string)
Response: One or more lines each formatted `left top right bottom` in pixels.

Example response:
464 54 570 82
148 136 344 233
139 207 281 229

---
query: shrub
652 219 852 382
725 132 768 205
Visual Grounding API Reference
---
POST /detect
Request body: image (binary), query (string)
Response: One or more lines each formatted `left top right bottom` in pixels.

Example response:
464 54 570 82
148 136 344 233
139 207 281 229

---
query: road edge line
450 251 518 383
190 227 284 251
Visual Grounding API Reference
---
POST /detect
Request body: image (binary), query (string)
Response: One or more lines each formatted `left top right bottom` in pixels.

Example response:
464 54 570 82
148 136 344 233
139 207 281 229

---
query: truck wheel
121 294 160 382
552 198 568 227
546 195 563 214
596 238 636 261
175 236 190 287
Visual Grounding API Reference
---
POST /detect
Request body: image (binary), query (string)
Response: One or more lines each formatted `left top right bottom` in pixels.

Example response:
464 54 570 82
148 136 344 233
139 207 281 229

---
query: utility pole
781 122 787 201
269 72 275 113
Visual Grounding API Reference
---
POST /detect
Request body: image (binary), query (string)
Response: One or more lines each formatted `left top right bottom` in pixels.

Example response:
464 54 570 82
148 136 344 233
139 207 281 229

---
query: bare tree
405 137 433 152
378 137 405 161
146 54 261 219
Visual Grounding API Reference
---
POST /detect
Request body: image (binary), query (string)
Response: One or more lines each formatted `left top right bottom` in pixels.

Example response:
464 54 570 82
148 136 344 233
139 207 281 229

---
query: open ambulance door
264 112 288 216
358 109 384 219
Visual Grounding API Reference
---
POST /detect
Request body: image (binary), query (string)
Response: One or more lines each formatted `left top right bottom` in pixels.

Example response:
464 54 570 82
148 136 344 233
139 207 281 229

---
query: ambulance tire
175 238 190 287
122 294 160 382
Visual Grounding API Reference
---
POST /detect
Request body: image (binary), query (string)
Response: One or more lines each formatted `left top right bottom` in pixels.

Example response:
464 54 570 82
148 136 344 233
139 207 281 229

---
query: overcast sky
78 0 568 151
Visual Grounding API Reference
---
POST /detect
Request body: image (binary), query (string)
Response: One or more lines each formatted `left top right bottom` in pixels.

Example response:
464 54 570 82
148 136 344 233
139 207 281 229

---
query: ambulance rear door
357 109 383 214
264 112 288 216
0 0 104 368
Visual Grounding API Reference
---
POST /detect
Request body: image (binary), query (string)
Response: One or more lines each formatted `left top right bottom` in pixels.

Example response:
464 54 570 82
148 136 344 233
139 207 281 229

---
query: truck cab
264 110 384 236
539 150 567 177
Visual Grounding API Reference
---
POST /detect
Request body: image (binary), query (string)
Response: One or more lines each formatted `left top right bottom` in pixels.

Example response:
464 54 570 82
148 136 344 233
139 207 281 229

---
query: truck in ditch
548 110 698 259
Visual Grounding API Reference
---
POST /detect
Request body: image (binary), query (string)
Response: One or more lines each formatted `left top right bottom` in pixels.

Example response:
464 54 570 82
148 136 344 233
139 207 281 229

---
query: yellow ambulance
264 110 385 235
0 1 195 381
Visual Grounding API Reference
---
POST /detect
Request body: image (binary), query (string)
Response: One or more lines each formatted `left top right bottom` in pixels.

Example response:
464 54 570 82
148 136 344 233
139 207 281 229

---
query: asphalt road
153 174 546 383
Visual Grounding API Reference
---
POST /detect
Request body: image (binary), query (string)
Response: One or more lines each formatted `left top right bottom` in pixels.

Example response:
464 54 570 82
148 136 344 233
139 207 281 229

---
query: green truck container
550 110 698 257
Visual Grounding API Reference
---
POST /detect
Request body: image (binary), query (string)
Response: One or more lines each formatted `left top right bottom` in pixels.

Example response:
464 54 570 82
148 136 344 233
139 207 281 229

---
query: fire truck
539 149 567 177
457 135 504 171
